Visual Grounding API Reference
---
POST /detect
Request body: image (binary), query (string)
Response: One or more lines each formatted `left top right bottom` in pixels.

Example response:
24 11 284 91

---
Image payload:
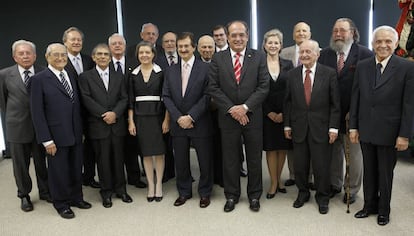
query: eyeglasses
50 52 67 58
332 28 350 34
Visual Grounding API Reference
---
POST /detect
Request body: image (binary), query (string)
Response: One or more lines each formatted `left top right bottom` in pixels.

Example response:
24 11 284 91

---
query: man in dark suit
78 44 132 208
163 32 213 208
208 21 269 212
318 18 373 204
108 33 146 189
156 31 179 69
198 35 215 63
30 43 91 219
350 25 414 226
62 26 99 189
284 39 340 214
0 40 50 212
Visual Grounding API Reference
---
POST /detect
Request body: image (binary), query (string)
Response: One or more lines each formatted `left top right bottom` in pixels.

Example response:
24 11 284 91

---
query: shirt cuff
329 128 338 134
284 127 291 131
242 104 249 111
43 140 54 147
349 129 358 133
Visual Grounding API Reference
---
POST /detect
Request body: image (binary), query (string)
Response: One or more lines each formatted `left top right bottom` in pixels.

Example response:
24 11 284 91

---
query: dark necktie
59 72 74 101
234 52 241 84
116 61 123 74
168 55 175 65
23 70 30 87
375 63 382 86
304 69 312 106
337 52 345 73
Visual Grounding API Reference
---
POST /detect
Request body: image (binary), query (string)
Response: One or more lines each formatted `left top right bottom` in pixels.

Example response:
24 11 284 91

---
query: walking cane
345 117 351 213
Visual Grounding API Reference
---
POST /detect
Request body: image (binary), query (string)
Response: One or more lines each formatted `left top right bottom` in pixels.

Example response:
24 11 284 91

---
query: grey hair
45 43 66 56
372 25 398 44
108 33 126 45
12 40 36 55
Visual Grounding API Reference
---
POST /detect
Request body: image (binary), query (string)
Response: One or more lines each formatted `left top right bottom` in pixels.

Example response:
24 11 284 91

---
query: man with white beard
318 18 373 204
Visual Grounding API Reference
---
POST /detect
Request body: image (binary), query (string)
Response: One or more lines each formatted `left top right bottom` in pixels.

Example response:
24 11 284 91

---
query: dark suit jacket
284 63 341 143
30 68 83 147
65 53 95 80
349 55 414 145
319 43 373 132
162 58 212 137
0 65 44 143
208 48 270 129
78 68 128 140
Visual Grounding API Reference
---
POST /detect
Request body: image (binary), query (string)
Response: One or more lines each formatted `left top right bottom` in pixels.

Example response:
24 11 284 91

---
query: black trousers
221 126 263 200
124 133 142 184
10 141 48 198
172 136 213 198
92 135 126 199
360 142 397 216
82 138 97 183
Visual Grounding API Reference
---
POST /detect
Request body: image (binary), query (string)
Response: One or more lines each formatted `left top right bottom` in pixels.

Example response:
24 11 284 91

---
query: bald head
293 22 311 45
198 35 215 62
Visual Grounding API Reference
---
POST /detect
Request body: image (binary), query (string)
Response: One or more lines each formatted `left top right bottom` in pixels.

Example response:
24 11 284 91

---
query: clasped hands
102 111 116 125
229 105 249 126
177 115 193 129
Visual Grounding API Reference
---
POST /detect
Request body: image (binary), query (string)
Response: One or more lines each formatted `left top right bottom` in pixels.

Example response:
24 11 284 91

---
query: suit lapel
183 60 199 97
240 49 252 83
11 66 28 95
47 69 71 98
293 66 307 106
376 55 397 89
92 69 108 92
223 50 237 84
312 64 324 102
340 43 358 77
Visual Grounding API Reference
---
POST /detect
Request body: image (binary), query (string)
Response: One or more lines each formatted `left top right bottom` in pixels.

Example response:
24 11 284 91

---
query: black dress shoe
102 198 112 208
266 191 276 199
224 199 238 212
116 193 133 203
199 197 210 208
285 179 295 186
343 193 356 204
21 196 33 212
318 204 329 214
71 200 92 209
293 194 310 208
249 199 260 212
58 208 75 219
377 215 389 226
174 196 191 206
354 209 378 218
277 187 287 193
83 180 100 188
40 195 53 203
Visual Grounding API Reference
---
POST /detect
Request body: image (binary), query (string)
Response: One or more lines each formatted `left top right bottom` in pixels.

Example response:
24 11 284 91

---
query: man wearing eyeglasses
78 44 132 208
30 43 92 219
318 18 373 204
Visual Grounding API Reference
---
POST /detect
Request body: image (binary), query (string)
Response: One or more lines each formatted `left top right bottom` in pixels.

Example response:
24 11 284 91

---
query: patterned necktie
59 72 74 101
375 63 382 86
101 72 109 90
23 70 30 87
182 63 190 96
168 55 175 65
73 57 82 75
234 52 241 84
337 52 345 73
116 61 123 74
304 69 312 106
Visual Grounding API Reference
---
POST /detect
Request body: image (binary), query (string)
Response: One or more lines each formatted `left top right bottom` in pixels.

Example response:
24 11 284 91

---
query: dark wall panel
0 0 117 68
373 0 401 28
258 0 371 49
122 0 250 48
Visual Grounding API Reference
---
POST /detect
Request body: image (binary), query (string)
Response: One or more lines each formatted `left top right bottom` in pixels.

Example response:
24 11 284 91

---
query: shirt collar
131 63 162 75
216 44 229 52
337 41 353 57
17 65 34 76
181 55 196 68
96 66 109 75
230 48 247 58
67 53 81 61
112 56 125 65
375 55 392 69
302 62 317 75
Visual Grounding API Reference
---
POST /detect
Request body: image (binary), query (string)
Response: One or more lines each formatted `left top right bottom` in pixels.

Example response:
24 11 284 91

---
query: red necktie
337 52 345 73
304 69 312 106
234 52 241 84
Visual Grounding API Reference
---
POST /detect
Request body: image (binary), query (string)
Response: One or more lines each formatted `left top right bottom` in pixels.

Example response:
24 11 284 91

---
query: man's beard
330 37 352 52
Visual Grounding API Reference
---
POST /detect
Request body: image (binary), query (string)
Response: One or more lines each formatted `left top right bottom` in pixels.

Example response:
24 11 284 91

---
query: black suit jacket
30 68 83 147
162 59 212 137
78 68 128 140
207 48 270 129
284 63 341 143
319 43 373 132
349 55 414 145
0 65 44 143
65 53 95 80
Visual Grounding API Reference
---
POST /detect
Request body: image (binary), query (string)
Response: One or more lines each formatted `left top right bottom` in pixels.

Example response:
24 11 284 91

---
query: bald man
198 35 215 63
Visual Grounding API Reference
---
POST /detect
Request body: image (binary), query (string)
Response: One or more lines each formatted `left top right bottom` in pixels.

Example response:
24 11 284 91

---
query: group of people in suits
1 18 413 225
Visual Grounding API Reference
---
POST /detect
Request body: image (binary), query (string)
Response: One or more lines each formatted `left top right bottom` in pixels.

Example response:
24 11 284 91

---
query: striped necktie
234 52 241 84
59 72 74 101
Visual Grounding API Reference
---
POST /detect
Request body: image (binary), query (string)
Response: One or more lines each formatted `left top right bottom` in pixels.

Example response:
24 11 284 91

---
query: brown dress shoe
199 197 210 208
174 196 191 206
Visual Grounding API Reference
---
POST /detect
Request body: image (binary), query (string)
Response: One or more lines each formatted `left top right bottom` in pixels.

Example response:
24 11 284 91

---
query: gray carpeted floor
0 149 413 236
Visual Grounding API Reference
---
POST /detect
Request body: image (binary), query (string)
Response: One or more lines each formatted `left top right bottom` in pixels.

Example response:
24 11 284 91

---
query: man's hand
229 105 249 125
284 130 292 140
329 132 338 144
102 111 117 124
395 136 409 151
46 143 57 156
177 115 194 129
349 130 359 144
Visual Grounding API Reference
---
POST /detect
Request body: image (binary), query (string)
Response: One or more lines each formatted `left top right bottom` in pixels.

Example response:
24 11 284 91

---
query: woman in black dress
262 29 293 198
128 41 170 202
